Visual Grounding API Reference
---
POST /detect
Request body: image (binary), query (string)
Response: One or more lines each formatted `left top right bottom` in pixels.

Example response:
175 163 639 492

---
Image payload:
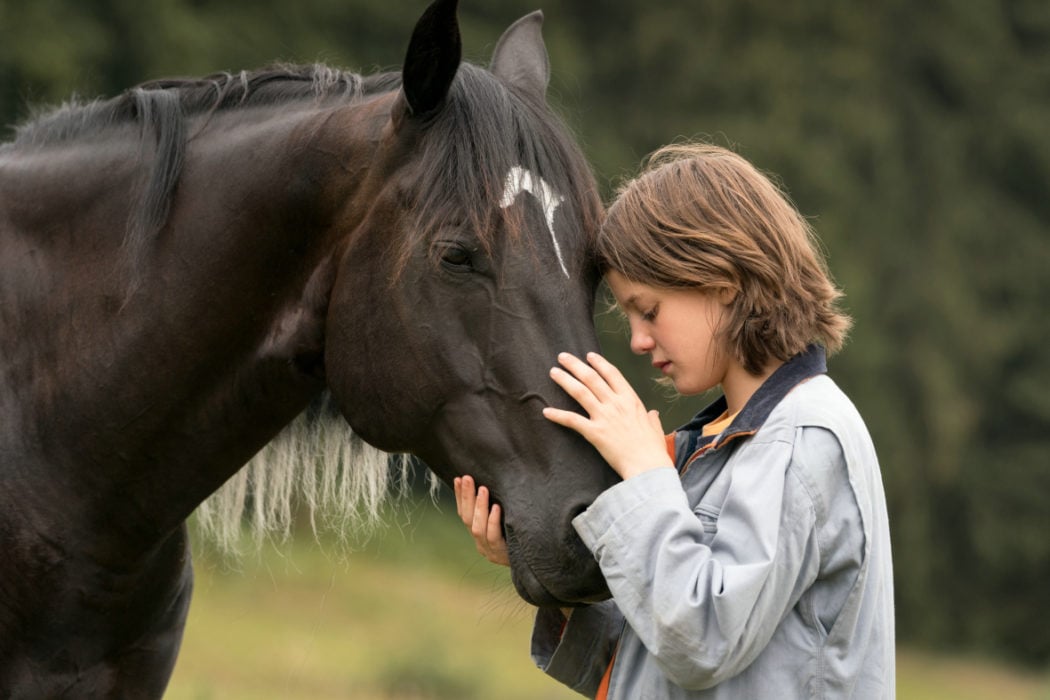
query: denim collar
675 344 828 464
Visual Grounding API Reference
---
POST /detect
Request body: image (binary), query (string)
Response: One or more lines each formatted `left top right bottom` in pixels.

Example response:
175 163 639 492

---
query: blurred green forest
2 0 1048 669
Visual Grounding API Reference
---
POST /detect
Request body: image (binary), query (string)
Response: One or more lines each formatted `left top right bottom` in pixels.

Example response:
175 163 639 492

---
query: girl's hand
542 352 674 480
454 475 510 567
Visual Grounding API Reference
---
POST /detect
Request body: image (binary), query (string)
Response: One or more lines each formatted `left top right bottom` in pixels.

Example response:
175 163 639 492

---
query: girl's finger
548 366 600 414
455 475 477 526
556 352 615 402
473 486 493 539
648 409 664 433
487 503 503 546
585 352 636 396
455 477 511 567
542 405 592 440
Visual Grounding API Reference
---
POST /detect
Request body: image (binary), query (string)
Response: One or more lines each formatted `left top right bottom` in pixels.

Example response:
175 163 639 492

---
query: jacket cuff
572 467 685 550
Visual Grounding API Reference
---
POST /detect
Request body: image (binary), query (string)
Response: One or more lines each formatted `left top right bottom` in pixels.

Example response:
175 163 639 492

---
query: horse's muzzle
504 521 612 607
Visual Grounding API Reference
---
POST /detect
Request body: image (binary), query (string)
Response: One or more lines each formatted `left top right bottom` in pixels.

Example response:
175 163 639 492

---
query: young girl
454 142 895 698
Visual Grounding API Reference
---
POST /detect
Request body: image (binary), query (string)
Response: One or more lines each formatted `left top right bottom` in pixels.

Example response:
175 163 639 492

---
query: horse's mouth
508 558 611 608
508 565 561 607
504 523 611 607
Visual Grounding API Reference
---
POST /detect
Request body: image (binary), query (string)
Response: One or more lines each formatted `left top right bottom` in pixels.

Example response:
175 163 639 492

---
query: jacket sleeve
531 600 623 698
571 431 824 690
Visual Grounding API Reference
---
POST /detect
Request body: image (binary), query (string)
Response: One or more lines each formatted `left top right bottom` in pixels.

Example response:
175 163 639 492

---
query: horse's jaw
503 523 613 607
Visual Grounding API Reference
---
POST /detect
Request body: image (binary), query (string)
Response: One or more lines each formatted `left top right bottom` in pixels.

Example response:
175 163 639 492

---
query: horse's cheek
323 270 438 451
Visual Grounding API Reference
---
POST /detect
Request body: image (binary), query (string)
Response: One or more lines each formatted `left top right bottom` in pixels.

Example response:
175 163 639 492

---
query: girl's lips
654 361 671 374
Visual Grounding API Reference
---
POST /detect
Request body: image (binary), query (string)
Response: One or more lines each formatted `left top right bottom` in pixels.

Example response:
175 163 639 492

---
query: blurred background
3 0 1048 697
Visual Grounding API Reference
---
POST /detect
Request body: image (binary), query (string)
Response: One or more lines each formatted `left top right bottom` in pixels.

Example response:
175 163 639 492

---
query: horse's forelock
395 64 600 275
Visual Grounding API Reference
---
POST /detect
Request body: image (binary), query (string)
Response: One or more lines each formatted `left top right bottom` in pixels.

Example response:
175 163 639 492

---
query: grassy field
167 499 1050 700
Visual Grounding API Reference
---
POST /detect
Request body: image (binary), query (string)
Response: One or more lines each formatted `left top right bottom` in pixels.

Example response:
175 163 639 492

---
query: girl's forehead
605 271 658 308
604 269 640 293
605 270 717 311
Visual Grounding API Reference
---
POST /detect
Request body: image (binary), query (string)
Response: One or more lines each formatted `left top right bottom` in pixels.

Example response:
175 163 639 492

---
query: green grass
167 499 1050 699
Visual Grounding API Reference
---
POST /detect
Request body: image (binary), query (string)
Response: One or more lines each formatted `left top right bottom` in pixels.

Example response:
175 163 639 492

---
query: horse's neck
0 100 386 552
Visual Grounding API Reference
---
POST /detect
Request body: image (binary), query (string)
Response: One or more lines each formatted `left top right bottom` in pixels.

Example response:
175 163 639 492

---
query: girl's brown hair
600 142 852 375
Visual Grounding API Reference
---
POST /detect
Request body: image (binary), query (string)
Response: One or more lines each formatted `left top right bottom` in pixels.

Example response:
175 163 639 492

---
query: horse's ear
396 0 461 125
490 11 550 99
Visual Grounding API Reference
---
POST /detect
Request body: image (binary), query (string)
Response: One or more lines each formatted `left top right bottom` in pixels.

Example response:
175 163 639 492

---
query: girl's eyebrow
617 291 642 310
621 293 643 311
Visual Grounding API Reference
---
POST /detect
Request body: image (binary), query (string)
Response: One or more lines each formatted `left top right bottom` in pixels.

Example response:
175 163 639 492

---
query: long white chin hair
194 394 432 554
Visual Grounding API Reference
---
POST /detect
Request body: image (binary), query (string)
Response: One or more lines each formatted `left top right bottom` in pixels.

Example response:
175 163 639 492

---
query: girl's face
606 271 730 396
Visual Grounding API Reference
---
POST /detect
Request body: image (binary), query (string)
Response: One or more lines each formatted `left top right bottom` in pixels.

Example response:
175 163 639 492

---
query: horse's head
324 0 616 606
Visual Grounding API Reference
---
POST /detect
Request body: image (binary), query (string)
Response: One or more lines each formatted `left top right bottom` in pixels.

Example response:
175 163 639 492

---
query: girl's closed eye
642 304 659 322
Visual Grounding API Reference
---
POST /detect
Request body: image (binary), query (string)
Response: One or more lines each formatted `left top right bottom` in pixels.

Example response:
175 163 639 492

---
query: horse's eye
440 245 474 272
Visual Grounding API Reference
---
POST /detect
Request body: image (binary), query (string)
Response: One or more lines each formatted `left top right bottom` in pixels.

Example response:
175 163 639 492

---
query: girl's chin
670 378 718 397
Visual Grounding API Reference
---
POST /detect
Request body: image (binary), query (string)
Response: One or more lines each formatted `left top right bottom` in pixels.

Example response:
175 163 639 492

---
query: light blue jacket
532 347 895 698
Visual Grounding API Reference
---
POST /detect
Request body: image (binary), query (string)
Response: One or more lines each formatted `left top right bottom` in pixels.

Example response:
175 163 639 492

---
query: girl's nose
629 326 655 355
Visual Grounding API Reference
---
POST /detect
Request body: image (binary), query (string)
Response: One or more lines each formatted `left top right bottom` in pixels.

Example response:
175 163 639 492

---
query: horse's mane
11 64 391 147
10 64 399 251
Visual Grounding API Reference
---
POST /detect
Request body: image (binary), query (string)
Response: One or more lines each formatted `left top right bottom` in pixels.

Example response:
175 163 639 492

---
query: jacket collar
676 344 828 464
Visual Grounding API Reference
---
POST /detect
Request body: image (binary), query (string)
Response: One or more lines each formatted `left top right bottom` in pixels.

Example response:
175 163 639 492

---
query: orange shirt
701 409 739 438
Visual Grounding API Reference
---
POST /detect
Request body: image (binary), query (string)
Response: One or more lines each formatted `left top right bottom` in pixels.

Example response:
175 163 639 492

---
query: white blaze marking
499 166 569 278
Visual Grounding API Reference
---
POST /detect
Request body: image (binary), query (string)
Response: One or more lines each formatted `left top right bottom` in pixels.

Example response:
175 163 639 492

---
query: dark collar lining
675 345 828 463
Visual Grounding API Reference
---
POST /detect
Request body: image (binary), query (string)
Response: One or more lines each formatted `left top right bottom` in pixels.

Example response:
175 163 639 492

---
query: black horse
0 1 617 695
